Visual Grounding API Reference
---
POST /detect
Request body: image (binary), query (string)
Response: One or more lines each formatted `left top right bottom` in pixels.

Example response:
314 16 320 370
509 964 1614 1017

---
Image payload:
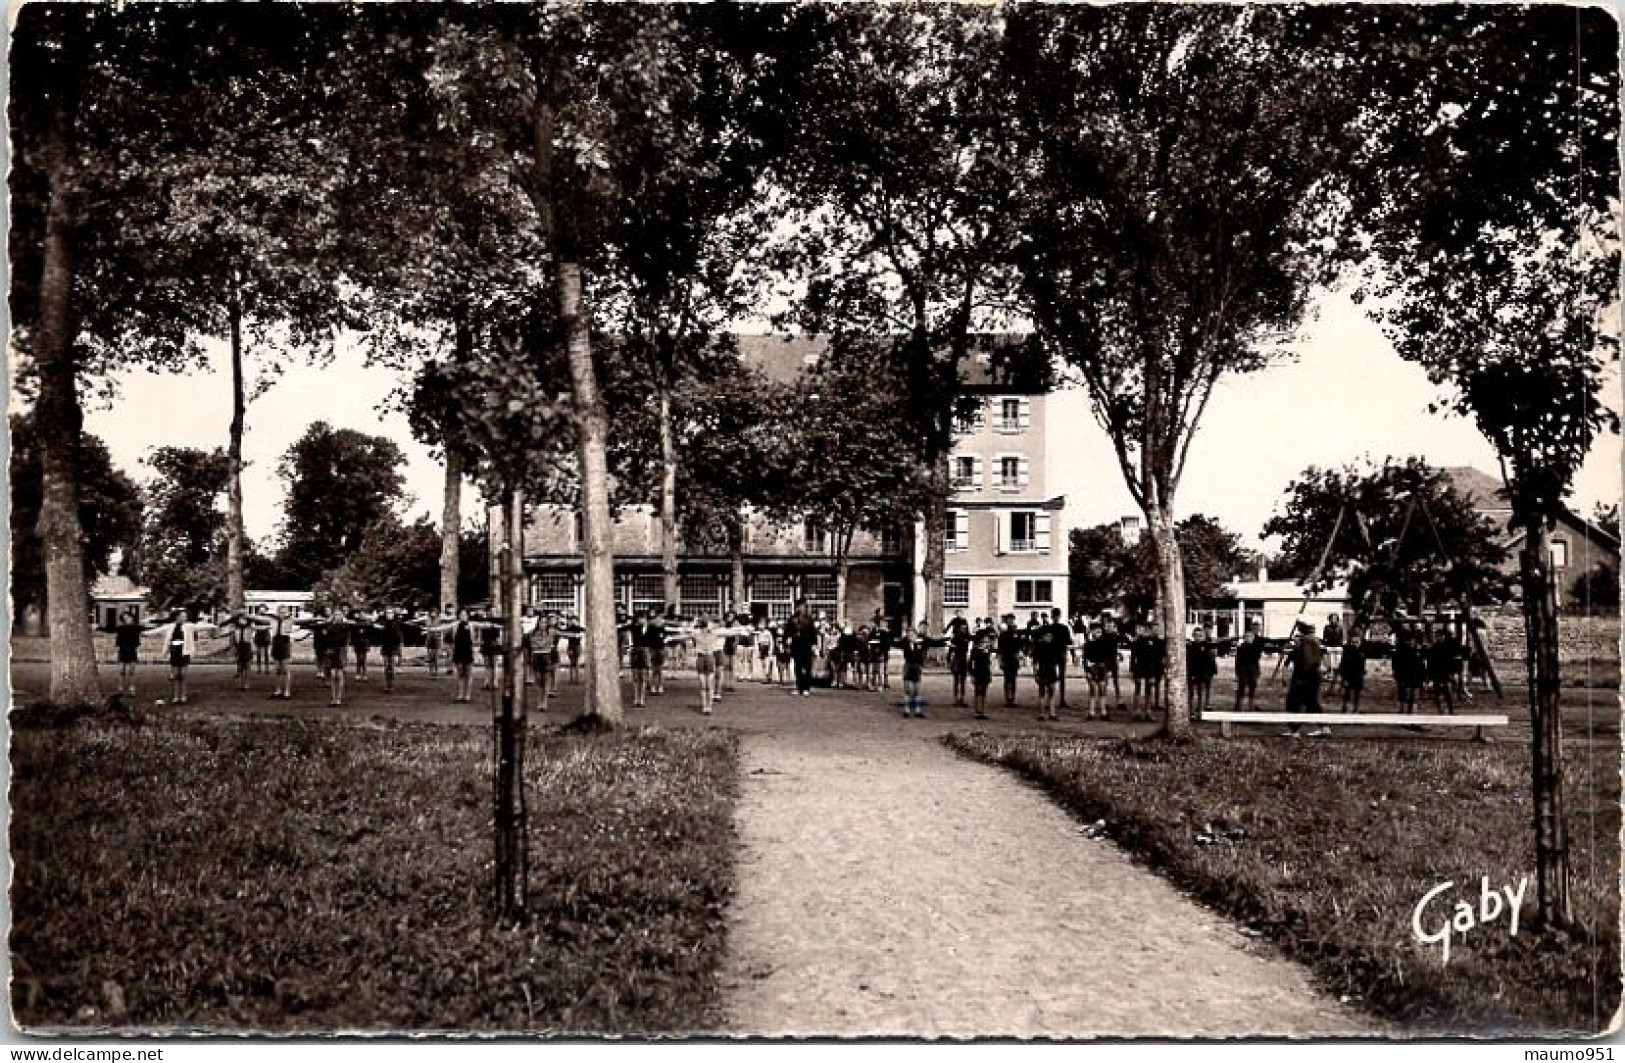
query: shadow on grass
945 730 1620 1037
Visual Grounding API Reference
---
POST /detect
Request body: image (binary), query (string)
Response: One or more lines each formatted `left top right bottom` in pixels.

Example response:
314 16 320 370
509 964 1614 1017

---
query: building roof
733 334 1051 393
90 574 148 600
1440 465 1618 550
1439 466 1512 516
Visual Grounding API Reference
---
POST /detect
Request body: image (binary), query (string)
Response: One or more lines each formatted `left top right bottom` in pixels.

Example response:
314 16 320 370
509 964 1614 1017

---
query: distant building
495 335 1067 625
243 590 316 617
1203 567 1350 642
90 574 150 632
1440 466 1619 605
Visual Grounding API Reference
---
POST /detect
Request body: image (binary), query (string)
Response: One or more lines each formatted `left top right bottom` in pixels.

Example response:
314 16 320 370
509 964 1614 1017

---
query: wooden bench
1203 711 1510 741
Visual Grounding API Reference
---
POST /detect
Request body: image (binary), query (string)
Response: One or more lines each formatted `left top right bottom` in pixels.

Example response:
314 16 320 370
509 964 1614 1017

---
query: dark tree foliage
1570 562 1620 613
8 413 141 624
275 423 408 588
129 446 230 611
312 517 448 613
1263 458 1512 621
1069 515 1255 619
1353 5 1620 929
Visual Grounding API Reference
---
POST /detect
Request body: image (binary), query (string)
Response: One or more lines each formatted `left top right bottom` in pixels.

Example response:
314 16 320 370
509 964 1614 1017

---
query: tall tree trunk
921 454 949 633
440 444 463 612
560 263 624 724
834 526 855 624
34 60 100 707
728 512 747 616
440 316 473 614
659 386 679 610
1149 505 1191 739
492 483 529 921
224 294 246 614
1521 515 1571 927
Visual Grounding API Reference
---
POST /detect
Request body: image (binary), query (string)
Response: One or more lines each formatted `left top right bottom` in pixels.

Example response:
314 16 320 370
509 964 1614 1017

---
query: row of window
943 577 1055 608
943 509 1053 554
529 572 841 620
954 397 1033 436
952 453 1032 491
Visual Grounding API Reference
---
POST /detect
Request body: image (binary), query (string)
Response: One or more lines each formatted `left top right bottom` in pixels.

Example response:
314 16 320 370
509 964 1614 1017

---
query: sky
74 286 1621 554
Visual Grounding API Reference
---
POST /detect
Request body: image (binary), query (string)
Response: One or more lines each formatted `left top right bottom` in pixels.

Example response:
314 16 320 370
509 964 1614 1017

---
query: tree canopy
275 423 409 588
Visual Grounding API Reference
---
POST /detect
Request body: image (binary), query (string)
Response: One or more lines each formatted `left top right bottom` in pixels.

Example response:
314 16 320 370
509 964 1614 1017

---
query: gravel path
719 704 1375 1038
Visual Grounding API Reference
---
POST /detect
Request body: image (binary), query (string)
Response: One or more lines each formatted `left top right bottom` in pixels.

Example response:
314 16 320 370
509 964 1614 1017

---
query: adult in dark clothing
788 600 819 697
996 615 1025 707
1232 626 1264 711
1283 620 1326 736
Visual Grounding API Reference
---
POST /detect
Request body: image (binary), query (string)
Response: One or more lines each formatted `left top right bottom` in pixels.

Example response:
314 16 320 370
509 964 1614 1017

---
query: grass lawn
10 713 738 1033
946 731 1620 1036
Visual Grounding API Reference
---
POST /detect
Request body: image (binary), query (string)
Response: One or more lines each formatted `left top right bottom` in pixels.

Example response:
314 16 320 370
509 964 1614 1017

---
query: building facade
499 336 1068 626
932 383 1069 622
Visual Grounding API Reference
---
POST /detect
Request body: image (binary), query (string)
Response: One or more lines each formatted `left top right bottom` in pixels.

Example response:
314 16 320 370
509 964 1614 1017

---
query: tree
310 516 454 614
1068 524 1144 618
776 355 933 621
674 364 793 611
130 447 231 612
770 6 1027 633
8 413 142 629
1007 5 1365 738
275 423 408 588
1262 458 1512 621
1570 563 1620 613
1355 6 1620 928
1069 515 1254 619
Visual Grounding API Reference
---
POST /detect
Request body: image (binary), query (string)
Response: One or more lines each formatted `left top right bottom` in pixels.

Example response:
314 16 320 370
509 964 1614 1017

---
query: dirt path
719 715 1375 1038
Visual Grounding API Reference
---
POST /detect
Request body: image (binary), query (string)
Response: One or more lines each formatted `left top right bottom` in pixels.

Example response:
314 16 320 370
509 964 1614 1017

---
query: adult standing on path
788 599 819 698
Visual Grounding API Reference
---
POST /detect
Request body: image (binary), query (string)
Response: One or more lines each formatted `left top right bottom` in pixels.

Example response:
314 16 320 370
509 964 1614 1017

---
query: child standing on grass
563 614 584 684
687 614 752 714
352 612 375 683
377 609 405 693
1233 626 1263 712
424 613 445 677
479 620 501 691
1338 631 1367 711
1083 624 1113 719
253 617 271 674
160 608 219 706
624 609 658 708
429 609 486 704
1186 625 1217 718
115 609 144 697
268 607 299 700
228 612 268 691
529 613 561 703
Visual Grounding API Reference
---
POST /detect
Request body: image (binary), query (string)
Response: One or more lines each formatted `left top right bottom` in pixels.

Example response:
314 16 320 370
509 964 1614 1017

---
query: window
944 578 971 608
1015 579 1054 606
997 397 1030 433
802 574 836 616
880 526 903 554
1003 511 1052 554
998 455 1029 491
952 455 981 490
751 574 794 621
629 573 665 617
803 519 827 553
944 509 970 552
679 574 722 618
531 574 576 616
1551 538 1570 570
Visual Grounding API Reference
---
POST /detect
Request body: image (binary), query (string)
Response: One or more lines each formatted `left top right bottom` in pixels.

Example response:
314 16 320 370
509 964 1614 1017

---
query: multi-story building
931 366 1069 622
497 336 1067 625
